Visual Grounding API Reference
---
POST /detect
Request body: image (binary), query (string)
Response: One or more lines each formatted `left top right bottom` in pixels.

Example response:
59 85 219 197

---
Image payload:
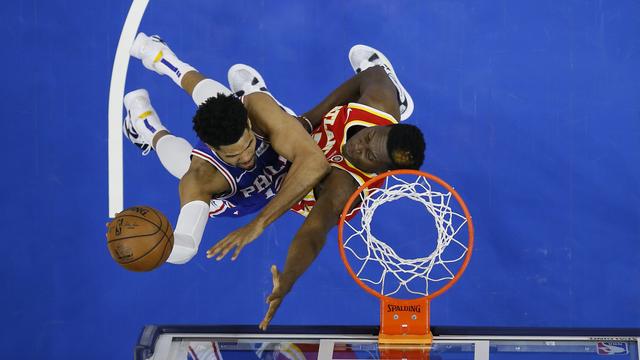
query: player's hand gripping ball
106 206 174 272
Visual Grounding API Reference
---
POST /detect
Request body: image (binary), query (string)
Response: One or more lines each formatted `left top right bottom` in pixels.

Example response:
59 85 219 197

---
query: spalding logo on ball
106 206 174 272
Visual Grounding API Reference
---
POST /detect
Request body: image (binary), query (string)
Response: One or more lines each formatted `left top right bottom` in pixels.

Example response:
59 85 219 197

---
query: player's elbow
292 148 330 181
310 155 331 178
320 158 332 175
167 200 209 264
166 232 198 264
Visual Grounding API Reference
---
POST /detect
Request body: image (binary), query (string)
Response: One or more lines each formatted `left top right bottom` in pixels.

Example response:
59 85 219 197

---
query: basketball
106 206 174 272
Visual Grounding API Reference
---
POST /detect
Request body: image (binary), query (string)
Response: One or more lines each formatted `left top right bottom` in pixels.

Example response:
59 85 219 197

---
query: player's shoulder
243 92 300 137
181 157 231 195
345 102 398 125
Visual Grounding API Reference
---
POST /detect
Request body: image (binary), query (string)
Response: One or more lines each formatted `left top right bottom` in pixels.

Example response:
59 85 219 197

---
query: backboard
135 325 640 360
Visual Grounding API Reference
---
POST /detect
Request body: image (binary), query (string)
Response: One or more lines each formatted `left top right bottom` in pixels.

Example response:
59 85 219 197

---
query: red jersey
291 102 398 217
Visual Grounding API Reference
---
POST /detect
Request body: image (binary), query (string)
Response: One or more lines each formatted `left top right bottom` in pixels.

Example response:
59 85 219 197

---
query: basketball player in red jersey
204 45 426 329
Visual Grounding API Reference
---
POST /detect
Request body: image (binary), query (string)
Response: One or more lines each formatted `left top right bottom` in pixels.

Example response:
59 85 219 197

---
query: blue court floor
1 1 639 359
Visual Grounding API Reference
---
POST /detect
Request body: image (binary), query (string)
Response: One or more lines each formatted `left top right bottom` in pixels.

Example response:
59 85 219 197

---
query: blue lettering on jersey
192 134 290 218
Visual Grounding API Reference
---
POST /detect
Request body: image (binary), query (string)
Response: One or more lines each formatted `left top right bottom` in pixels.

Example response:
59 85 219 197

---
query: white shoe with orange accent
123 89 167 155
348 44 414 121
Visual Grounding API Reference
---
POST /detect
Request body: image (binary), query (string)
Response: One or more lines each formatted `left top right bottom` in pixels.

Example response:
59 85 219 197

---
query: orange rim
338 169 474 301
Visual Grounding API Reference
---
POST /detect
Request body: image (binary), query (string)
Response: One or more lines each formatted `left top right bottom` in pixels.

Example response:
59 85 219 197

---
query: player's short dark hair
192 94 248 148
386 124 426 170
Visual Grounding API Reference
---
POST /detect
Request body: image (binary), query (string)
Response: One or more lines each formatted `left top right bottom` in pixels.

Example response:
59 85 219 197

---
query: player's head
386 124 425 170
193 94 257 169
343 124 425 173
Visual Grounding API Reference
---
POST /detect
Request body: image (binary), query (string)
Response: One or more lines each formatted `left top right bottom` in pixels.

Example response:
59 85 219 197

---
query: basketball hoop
338 169 474 346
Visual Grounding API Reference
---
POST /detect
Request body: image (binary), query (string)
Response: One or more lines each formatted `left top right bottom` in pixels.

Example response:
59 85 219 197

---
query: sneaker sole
123 88 150 110
227 63 267 94
130 32 149 59
348 44 414 121
227 64 296 116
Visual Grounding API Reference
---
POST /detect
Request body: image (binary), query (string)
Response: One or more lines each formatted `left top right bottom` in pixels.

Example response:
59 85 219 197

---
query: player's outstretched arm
166 158 231 264
208 92 331 261
259 168 358 330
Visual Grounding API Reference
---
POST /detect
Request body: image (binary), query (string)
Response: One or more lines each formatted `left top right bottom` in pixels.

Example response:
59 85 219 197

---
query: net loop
343 174 469 297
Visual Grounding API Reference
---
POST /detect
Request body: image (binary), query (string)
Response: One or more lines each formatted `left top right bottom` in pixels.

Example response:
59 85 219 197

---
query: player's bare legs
126 33 234 179
302 45 413 128
179 70 206 97
302 66 400 126
352 65 401 119
123 89 192 179
348 44 413 120
130 33 232 106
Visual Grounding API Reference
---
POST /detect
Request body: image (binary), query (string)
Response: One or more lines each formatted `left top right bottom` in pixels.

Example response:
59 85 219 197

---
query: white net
342 173 470 298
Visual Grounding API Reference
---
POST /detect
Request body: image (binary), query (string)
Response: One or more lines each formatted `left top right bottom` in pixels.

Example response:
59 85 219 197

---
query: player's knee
360 65 394 93
361 65 388 80
359 86 399 116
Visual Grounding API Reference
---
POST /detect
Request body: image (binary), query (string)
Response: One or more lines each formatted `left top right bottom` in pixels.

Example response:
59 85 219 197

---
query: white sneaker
123 113 151 155
348 44 414 121
227 64 296 116
122 89 167 155
130 33 178 76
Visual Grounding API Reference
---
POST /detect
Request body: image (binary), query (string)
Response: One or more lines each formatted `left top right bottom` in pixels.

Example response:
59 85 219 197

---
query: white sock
192 78 233 105
155 134 193 179
155 51 196 87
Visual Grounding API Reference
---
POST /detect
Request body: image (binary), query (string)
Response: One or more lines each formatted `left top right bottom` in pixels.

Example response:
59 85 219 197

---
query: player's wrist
277 274 295 295
250 216 268 231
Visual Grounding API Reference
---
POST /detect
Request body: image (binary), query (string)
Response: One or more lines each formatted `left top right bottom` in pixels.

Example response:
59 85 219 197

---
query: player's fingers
262 299 282 327
259 307 276 331
231 242 246 261
216 241 238 261
266 291 282 304
206 240 226 257
270 265 279 285
261 309 274 330
206 241 226 258
207 245 220 259
215 247 231 261
207 234 236 258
